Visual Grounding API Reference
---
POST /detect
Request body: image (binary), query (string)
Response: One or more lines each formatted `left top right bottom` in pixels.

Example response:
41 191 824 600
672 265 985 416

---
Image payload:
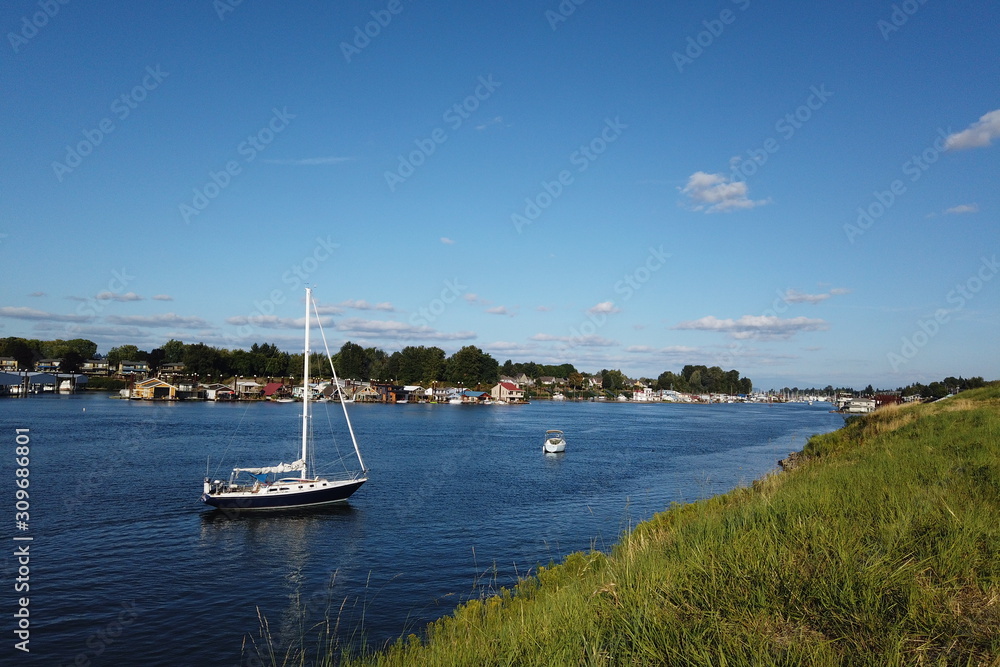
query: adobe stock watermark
67 601 140 665
729 84 833 183
51 65 169 182
61 266 137 341
7 0 70 53
213 0 246 21
340 0 414 63
887 254 997 371
178 107 295 224
384 75 501 192
409 278 467 327
567 245 669 346
510 116 627 233
843 127 951 244
713 287 836 368
227 235 340 341
673 0 751 73
877 0 931 40
545 0 588 30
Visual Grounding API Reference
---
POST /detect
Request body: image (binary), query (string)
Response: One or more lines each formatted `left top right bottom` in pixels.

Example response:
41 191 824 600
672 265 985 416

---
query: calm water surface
0 393 844 665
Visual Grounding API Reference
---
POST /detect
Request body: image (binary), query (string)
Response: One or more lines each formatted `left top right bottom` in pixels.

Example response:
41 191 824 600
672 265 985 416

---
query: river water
0 393 843 665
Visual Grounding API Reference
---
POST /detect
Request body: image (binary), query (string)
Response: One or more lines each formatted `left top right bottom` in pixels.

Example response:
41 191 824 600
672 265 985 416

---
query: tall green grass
283 387 1000 665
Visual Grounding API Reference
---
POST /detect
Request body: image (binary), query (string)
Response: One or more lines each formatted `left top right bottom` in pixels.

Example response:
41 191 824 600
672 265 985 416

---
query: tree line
649 365 753 395
0 336 759 394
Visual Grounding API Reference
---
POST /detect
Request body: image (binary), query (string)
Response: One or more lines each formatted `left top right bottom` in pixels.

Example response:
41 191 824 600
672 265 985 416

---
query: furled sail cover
234 459 305 475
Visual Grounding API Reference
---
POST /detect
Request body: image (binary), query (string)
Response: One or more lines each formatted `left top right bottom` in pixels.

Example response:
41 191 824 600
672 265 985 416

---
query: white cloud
673 315 828 340
485 341 537 355
680 171 771 213
944 109 1000 150
587 301 620 315
485 306 512 316
626 344 699 354
529 333 617 347
28 292 46 297
474 116 505 131
463 293 491 306
782 289 830 305
336 317 475 341
781 287 850 304
440 237 456 245
106 313 210 328
95 291 143 302
0 306 91 323
944 204 979 215
152 294 174 301
226 315 303 329
338 299 395 312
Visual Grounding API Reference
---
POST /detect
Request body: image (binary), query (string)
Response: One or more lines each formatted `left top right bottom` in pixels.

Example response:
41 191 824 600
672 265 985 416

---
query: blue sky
2 0 998 389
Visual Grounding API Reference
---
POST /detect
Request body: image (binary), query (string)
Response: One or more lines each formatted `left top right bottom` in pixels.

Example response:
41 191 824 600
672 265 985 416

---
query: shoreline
321 385 1000 665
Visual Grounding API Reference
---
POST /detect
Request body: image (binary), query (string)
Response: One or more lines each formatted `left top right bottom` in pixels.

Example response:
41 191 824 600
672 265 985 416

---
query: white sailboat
201 287 368 510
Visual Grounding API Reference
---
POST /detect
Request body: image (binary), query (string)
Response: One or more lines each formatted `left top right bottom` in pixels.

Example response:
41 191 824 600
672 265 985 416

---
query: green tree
162 339 185 363
106 345 140 368
568 372 584 391
688 370 704 393
147 348 166 373
45 338 98 359
600 369 627 391
336 342 368 379
0 338 37 370
59 351 84 373
366 347 390 382
183 343 221 379
446 346 499 388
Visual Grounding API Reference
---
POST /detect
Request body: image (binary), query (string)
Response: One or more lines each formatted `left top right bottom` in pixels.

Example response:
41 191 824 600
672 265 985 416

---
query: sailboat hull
202 478 366 510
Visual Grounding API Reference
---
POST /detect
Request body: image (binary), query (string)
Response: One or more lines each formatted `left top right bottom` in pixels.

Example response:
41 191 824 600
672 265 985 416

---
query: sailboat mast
300 287 311 479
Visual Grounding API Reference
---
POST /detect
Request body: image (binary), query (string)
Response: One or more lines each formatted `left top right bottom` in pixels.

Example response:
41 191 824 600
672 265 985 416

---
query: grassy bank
285 387 1000 665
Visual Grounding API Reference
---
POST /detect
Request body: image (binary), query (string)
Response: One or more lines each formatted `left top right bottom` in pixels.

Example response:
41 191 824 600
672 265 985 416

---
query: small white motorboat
543 429 566 454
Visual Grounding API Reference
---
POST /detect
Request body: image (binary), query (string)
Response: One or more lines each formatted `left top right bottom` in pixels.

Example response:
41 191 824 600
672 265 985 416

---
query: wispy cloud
626 345 699 354
440 237 456 245
485 306 514 316
779 287 850 305
152 294 174 301
673 315 828 340
944 109 1000 150
226 315 335 329
339 299 395 312
336 317 476 341
485 340 537 355
474 116 505 131
28 292 46 298
530 333 617 347
463 293 491 306
106 313 210 328
0 306 91 323
95 291 143 302
587 301 620 315
261 156 354 165
681 171 770 213
944 203 979 215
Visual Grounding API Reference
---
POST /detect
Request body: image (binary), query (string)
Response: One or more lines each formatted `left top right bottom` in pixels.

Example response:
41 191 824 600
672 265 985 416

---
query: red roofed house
491 381 525 404
263 382 291 399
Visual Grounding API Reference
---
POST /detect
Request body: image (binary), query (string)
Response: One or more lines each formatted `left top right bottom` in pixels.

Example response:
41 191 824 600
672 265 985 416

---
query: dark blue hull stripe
201 479 366 510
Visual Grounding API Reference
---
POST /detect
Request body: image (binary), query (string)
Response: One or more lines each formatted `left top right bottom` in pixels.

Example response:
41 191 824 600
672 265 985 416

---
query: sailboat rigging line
312 295 368 474
209 394 256 480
